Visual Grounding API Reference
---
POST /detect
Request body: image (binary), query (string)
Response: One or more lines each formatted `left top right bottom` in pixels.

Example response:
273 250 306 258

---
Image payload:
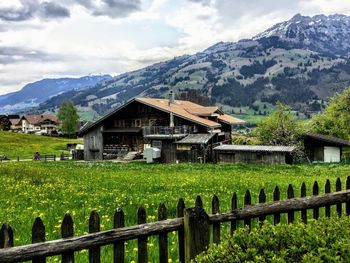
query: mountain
0 75 112 113
38 14 350 119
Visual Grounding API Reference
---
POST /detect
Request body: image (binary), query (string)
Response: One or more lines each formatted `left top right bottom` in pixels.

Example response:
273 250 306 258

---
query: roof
23 115 58 125
218 114 246 125
214 145 296 153
175 133 216 145
9 119 21 125
137 98 221 128
80 97 245 135
305 132 350 147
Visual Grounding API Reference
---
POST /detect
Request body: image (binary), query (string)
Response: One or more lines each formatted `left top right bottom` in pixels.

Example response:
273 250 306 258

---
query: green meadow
0 131 82 159
1 161 350 262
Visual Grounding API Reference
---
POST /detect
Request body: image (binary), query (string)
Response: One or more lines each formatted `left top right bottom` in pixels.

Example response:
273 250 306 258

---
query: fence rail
1 177 350 262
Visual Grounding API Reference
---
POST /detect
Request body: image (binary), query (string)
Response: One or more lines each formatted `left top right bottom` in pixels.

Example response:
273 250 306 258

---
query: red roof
23 115 59 125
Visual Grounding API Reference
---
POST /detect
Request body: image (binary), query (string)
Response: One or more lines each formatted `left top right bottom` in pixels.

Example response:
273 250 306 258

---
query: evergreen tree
58 101 79 138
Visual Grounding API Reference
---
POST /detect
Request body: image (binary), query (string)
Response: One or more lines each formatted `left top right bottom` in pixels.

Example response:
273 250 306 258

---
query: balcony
143 126 194 140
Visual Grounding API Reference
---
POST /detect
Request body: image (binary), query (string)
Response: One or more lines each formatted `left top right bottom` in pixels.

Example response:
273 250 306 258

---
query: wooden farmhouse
304 132 350 163
79 95 245 162
214 145 296 164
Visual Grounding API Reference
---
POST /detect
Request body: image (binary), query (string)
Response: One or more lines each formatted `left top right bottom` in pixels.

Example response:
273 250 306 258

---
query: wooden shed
304 132 350 163
214 145 296 164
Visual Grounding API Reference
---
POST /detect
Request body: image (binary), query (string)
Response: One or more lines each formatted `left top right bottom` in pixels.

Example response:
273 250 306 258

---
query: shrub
194 217 350 263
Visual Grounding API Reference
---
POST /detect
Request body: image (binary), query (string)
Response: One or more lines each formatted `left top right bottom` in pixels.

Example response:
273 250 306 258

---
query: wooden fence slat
61 214 74 263
158 203 168 263
273 186 280 225
325 179 331 217
184 207 209 263
32 217 46 263
244 190 251 227
301 182 307 223
258 189 266 225
336 178 342 217
89 211 100 263
347 176 350 216
0 224 13 248
287 184 294 224
211 195 220 244
195 196 203 208
313 181 319 219
230 193 237 235
137 207 148 263
113 208 124 263
177 198 185 263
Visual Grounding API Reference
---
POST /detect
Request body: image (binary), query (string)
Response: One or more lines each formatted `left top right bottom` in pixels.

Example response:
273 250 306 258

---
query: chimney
169 91 175 106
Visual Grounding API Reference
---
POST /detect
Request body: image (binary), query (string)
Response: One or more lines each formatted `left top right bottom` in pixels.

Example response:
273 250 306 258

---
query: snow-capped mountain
254 14 350 56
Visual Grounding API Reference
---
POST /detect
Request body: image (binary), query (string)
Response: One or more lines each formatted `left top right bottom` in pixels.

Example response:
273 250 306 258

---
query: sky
1 0 350 95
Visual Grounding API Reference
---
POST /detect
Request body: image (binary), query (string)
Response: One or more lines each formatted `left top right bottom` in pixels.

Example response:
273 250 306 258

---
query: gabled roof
218 114 246 125
305 132 350 147
9 119 21 125
79 97 246 135
214 145 296 153
23 115 58 125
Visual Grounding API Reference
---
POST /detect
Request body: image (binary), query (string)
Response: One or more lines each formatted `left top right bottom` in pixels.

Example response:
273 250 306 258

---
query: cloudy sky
1 0 350 95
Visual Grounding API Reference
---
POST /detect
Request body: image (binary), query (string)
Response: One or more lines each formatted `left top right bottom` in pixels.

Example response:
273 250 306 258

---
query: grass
0 131 82 159
1 162 350 262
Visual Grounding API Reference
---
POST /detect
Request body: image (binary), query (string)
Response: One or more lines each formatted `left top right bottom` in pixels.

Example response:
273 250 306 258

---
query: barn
79 94 245 162
214 145 296 164
304 132 350 163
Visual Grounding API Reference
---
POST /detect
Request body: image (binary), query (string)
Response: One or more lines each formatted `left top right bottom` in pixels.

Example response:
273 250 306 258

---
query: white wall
324 146 341 163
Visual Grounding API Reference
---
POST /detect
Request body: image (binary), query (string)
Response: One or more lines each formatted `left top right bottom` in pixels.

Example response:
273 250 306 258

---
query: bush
195 217 350 263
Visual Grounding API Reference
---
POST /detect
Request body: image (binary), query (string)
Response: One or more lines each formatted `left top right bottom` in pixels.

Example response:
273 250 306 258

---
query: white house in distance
21 115 59 134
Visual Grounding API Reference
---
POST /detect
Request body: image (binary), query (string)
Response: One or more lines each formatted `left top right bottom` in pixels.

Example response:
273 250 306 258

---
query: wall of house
84 126 104 161
216 151 288 164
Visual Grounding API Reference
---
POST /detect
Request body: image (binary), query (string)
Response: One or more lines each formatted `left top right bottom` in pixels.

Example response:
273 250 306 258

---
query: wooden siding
216 151 288 164
83 126 103 161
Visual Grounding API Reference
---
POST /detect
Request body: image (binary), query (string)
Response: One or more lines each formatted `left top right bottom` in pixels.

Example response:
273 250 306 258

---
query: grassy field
0 131 82 159
1 162 350 262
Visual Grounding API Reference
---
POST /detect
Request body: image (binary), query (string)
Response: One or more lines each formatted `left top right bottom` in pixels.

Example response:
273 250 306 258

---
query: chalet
9 118 22 131
21 115 59 134
304 132 350 163
214 145 296 164
79 94 245 162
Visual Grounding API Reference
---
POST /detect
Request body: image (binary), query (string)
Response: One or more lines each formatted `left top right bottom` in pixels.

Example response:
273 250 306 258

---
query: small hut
304 132 350 163
214 145 295 164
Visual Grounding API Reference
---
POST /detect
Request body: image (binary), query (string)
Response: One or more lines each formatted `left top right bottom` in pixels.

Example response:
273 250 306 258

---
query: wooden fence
1 177 350 263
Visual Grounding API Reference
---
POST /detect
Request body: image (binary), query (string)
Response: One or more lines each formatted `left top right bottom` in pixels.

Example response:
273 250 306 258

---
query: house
79 94 245 162
214 145 296 164
9 118 22 131
304 132 350 163
21 114 59 134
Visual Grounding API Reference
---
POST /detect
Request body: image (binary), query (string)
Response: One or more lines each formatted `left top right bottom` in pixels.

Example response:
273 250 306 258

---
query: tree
58 100 79 138
254 103 303 146
309 87 350 140
0 117 10 131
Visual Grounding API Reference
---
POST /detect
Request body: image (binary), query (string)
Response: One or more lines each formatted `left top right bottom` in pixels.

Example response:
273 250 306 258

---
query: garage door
324 146 340 163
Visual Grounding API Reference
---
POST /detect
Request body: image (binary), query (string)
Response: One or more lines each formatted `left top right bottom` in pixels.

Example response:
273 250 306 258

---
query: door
324 146 340 163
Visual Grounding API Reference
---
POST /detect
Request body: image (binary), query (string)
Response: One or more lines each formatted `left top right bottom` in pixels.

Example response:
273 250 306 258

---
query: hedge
194 217 350 263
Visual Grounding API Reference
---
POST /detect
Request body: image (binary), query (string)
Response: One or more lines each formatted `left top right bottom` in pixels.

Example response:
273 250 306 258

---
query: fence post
61 213 74 263
244 190 251 228
313 181 319 219
325 179 331 217
0 223 13 248
32 217 46 263
177 198 185 263
287 184 294 224
158 203 168 263
300 182 307 224
230 193 237 235
273 186 280 225
346 176 350 216
195 196 203 207
137 207 148 263
184 207 210 263
336 178 342 217
258 189 266 225
89 211 100 263
211 195 220 244
113 208 124 263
